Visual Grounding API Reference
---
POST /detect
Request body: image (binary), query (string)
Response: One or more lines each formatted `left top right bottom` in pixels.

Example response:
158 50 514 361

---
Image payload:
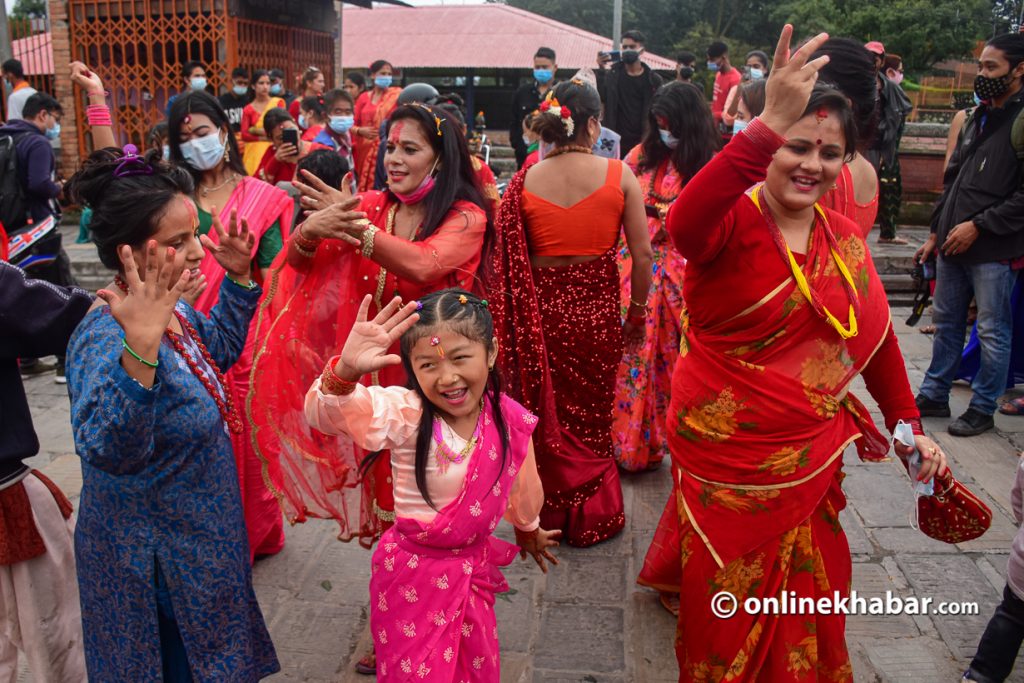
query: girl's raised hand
201 207 255 281
97 241 191 344
334 295 420 380
70 61 104 96
759 25 832 137
515 526 561 574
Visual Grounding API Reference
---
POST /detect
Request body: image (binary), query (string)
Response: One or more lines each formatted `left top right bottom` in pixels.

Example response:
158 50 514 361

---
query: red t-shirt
711 68 742 122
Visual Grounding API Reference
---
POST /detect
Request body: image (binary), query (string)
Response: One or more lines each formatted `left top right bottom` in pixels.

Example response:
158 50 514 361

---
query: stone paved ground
15 230 1024 682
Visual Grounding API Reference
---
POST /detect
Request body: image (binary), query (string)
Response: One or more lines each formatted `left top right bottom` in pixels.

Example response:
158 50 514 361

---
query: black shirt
932 92 1024 264
219 91 252 133
510 80 554 167
615 72 649 154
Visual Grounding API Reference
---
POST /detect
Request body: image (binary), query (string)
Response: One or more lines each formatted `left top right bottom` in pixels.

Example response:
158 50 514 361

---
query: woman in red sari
659 28 948 681
490 79 654 547
353 60 401 192
813 38 881 239
168 91 294 561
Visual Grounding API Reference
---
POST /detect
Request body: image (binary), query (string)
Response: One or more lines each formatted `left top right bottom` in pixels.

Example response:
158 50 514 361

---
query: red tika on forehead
389 121 406 144
815 107 829 125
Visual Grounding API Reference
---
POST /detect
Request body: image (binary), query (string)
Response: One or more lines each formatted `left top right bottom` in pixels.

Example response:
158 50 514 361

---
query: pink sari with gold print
371 394 535 682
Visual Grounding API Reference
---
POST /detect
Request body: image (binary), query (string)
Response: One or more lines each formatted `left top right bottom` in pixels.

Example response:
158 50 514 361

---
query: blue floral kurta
67 281 279 681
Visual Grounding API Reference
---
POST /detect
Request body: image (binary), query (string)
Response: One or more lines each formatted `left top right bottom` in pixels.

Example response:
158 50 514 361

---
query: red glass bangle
321 355 357 395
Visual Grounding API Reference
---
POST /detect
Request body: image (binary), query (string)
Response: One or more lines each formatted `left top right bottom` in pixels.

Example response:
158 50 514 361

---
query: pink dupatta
370 394 536 682
193 176 293 314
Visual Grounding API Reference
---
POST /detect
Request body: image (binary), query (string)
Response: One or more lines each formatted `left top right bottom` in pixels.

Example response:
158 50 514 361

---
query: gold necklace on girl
432 407 484 475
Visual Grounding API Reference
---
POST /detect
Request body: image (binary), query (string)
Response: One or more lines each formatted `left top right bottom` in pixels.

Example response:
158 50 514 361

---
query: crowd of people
2 19 1024 683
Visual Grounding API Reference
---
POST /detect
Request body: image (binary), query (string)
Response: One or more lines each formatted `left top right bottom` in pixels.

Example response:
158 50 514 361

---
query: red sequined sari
246 192 486 546
658 120 918 681
488 169 625 547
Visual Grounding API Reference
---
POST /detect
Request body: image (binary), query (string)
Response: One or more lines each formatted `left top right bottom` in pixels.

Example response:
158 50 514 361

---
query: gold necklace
199 172 239 197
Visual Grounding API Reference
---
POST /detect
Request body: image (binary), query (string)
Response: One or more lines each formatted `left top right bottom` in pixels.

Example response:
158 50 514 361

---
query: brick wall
48 0 79 177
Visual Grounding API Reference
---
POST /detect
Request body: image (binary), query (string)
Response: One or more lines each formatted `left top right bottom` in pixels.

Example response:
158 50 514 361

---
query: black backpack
0 131 31 233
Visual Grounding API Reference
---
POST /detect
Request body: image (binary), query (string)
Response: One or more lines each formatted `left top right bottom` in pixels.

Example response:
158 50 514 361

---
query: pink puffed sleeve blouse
306 381 543 531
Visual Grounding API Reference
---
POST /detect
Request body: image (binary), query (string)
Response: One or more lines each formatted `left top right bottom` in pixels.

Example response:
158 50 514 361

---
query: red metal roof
340 4 676 71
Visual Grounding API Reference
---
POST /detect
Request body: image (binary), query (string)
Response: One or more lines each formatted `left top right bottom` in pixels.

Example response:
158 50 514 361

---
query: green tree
10 0 48 20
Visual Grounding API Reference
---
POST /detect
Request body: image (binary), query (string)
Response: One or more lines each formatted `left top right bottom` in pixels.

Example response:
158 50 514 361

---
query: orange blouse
522 158 625 257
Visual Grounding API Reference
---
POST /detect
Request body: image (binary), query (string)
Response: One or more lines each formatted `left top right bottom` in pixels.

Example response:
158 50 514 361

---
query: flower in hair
561 106 572 120
458 294 468 305
538 100 551 113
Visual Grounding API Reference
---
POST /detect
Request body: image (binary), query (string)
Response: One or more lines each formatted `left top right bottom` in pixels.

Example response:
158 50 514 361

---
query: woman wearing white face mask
167 90 294 562
240 70 287 175
723 50 770 130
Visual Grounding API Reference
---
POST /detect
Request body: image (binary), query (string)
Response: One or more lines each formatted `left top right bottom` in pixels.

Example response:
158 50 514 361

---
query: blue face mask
162 144 170 161
707 61 720 72
658 128 679 149
533 68 554 84
181 131 226 171
232 85 248 96
329 115 354 134
733 119 750 135
749 68 764 80
45 122 60 140
270 83 282 96
190 77 207 91
374 75 393 89
298 114 308 130
973 93 983 106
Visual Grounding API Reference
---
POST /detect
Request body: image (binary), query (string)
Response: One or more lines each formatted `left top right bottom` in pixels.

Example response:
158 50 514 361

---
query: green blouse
196 207 283 270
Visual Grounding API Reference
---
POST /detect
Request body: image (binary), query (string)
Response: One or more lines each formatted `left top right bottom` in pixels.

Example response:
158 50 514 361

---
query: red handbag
916 471 992 544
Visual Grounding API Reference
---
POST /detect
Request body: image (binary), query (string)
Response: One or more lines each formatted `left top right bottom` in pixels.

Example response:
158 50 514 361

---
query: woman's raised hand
295 169 354 213
97 242 191 344
759 25 832 137
201 207 255 281
334 295 420 381
70 61 105 96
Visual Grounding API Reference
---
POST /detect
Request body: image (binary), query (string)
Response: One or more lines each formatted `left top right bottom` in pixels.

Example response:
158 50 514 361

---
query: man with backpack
915 33 1024 437
0 92 77 383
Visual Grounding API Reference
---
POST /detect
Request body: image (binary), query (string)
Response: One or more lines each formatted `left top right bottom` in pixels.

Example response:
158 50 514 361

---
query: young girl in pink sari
305 289 560 681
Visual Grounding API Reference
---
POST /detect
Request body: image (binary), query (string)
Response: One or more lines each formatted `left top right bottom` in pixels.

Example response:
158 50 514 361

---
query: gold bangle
361 224 379 258
629 298 648 308
293 241 317 259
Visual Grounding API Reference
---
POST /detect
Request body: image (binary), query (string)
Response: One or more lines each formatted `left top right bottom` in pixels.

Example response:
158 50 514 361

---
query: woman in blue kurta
64 146 279 681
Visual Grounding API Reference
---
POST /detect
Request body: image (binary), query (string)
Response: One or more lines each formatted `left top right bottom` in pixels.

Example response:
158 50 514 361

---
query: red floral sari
489 169 625 547
660 120 918 681
246 192 486 546
192 176 293 561
355 88 401 192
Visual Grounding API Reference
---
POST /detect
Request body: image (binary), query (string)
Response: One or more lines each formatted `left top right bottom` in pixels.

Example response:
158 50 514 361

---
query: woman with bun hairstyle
64 146 278 680
167 90 293 561
490 78 654 547
353 59 401 191
812 37 882 237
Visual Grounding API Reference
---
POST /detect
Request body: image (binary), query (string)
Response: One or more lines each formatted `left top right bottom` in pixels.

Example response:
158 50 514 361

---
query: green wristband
122 337 159 368
226 274 257 290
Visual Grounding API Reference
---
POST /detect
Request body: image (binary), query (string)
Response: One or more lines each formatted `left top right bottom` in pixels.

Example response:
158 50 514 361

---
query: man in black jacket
915 33 1024 437
509 47 558 168
0 261 91 678
596 30 663 157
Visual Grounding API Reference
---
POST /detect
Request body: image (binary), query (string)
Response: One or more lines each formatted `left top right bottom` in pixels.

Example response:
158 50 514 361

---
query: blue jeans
919 257 1016 415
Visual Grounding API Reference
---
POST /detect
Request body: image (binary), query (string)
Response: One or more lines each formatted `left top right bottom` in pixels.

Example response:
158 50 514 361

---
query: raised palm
338 295 421 378
201 208 255 279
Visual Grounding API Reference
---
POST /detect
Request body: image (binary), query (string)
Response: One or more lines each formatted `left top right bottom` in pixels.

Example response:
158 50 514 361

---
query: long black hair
384 104 495 270
811 38 879 150
65 147 194 271
359 288 508 510
167 90 247 184
638 82 719 179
